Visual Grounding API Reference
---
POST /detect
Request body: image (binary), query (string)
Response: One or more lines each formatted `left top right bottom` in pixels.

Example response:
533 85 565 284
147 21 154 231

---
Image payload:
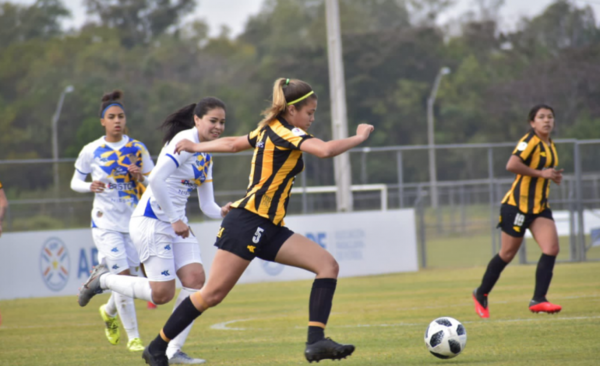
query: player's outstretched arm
175 136 251 154
301 124 374 159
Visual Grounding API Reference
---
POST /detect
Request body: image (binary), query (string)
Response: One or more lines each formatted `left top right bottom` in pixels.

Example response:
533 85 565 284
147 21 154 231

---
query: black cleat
142 347 169 366
304 338 355 363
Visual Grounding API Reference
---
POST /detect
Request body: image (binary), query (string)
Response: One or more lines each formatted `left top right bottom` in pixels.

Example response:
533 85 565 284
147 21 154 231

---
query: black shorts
214 208 294 261
497 204 554 238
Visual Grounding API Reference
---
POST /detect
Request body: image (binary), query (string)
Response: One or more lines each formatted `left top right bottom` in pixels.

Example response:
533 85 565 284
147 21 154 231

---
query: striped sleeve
512 132 537 162
248 127 262 148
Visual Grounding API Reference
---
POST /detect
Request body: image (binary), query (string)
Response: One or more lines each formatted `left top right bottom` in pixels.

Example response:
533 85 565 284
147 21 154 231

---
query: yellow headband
287 91 314 105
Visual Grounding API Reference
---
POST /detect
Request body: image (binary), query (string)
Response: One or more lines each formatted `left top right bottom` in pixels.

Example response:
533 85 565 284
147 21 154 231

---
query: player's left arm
196 163 231 219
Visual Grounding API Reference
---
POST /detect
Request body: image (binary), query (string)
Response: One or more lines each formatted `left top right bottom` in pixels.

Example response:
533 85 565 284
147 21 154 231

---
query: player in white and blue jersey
78 97 231 365
71 90 154 352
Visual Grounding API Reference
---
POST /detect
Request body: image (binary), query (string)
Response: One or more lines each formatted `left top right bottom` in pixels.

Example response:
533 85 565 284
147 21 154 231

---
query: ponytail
160 104 196 144
159 97 227 144
258 78 317 128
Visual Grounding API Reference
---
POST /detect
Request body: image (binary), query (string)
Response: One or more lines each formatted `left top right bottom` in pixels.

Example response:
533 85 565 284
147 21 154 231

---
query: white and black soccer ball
424 317 467 359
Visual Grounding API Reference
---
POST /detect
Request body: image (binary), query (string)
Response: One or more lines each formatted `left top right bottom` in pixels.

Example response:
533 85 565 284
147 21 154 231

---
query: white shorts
91 228 140 274
129 216 202 282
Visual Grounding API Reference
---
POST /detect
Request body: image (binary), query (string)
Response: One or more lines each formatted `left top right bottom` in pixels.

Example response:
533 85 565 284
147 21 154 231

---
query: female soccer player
139 77 374 365
79 97 231 365
71 90 154 351
472 104 564 318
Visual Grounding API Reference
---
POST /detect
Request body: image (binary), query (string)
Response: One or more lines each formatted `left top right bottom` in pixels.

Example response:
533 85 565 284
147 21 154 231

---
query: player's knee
151 288 175 305
319 257 339 278
179 273 205 290
499 250 517 263
544 245 559 257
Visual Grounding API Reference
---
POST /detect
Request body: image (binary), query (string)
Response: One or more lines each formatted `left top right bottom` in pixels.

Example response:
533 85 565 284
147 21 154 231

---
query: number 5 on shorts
252 227 264 243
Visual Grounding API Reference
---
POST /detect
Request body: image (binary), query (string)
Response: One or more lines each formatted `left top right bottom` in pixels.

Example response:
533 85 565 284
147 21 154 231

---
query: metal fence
2 139 599 267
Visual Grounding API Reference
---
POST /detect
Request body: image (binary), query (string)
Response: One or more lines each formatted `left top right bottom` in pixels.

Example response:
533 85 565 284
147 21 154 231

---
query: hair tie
285 78 290 86
287 91 314 105
101 102 125 118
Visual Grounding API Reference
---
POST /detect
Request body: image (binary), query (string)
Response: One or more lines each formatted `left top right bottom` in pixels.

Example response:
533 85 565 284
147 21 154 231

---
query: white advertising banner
0 209 417 301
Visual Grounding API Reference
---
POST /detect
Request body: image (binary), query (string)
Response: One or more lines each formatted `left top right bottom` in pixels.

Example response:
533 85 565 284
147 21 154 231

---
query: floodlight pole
325 0 353 212
52 85 74 197
427 67 450 209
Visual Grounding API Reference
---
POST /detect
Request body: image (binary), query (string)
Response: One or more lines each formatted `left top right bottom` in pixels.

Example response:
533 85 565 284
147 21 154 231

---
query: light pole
325 0 353 212
427 67 450 208
52 85 74 196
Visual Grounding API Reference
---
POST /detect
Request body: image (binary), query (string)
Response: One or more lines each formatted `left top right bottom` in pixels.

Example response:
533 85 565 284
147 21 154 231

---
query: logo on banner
40 237 70 292
261 260 284 276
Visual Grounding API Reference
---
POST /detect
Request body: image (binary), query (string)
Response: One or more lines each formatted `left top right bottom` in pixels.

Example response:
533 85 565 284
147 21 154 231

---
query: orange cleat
472 289 489 318
529 300 561 314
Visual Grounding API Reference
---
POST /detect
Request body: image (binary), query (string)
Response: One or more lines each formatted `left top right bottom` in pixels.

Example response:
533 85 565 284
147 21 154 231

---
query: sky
9 0 600 37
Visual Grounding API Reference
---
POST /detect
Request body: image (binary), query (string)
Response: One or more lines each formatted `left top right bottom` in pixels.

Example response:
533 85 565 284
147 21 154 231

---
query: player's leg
167 238 207 364
473 205 525 318
79 217 176 306
528 214 561 313
92 228 132 346
144 249 250 366
274 233 354 362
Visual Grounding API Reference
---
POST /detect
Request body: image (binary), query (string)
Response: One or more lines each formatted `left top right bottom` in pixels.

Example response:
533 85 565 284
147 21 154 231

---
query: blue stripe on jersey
91 220 97 228
143 200 158 220
166 154 179 168
76 168 90 175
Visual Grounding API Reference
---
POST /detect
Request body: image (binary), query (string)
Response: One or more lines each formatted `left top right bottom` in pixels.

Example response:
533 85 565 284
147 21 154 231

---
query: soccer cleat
168 350 206 364
304 337 355 363
148 301 157 309
529 299 562 314
472 288 489 318
99 304 120 345
78 263 108 307
143 347 169 366
128 338 145 352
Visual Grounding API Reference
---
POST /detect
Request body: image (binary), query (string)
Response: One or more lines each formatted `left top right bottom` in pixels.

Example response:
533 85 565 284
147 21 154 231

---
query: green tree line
1 0 599 195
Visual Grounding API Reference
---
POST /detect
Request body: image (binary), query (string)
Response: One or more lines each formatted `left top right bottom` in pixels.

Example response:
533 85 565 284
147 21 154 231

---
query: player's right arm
71 145 105 193
174 135 252 154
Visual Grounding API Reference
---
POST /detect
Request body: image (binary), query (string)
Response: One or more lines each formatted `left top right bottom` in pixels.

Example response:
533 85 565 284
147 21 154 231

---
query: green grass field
1 261 599 366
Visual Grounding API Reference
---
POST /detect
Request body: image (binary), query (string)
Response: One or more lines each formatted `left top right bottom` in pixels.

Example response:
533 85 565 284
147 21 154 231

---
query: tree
83 0 196 47
0 0 70 49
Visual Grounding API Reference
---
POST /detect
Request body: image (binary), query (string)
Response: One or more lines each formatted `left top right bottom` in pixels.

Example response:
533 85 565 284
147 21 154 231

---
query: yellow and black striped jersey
231 117 313 226
501 130 559 214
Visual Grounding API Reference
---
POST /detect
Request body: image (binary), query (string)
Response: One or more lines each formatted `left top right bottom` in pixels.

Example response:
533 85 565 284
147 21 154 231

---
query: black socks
149 296 203 355
307 278 337 344
533 253 556 302
477 254 509 296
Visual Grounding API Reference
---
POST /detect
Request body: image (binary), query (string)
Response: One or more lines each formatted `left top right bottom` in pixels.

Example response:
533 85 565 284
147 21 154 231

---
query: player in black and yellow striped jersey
0 180 7 237
141 78 374 366
473 105 564 319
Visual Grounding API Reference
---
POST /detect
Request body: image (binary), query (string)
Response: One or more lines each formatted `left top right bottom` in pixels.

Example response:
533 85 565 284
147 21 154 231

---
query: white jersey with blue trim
75 135 154 232
133 127 213 223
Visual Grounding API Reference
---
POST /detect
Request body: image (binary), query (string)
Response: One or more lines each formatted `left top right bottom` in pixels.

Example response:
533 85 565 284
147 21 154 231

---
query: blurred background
1 0 599 267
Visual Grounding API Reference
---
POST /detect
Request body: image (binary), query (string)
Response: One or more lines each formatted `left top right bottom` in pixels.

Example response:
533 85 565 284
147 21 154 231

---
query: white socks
166 287 198 359
113 291 139 340
104 293 117 317
101 273 154 303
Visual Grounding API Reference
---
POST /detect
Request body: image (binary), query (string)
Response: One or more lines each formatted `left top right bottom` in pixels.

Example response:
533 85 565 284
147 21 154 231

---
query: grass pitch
1 261 599 366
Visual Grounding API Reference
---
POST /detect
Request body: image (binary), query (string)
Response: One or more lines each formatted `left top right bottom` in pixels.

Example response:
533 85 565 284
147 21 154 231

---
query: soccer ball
424 317 467 359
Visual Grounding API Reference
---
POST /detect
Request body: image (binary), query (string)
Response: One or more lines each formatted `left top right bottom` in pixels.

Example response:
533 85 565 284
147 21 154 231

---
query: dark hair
259 78 317 128
528 104 554 122
99 90 125 117
160 97 226 144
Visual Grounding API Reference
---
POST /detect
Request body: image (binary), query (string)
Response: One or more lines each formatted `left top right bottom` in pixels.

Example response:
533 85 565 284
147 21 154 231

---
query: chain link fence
2 139 599 267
